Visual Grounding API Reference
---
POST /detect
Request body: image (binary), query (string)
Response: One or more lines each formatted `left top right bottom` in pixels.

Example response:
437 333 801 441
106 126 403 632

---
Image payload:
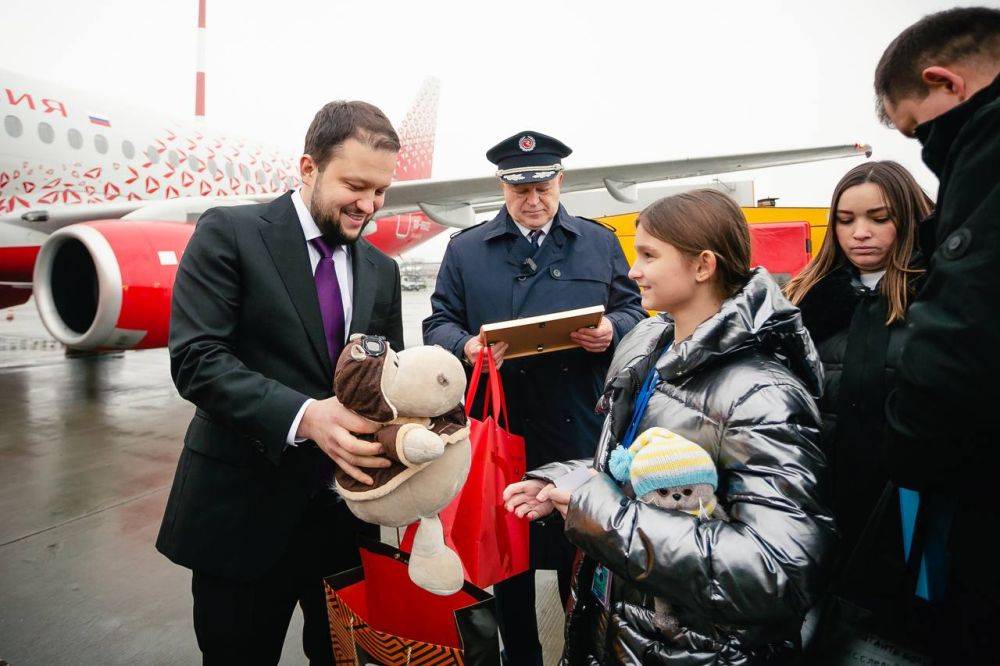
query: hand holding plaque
479 305 605 359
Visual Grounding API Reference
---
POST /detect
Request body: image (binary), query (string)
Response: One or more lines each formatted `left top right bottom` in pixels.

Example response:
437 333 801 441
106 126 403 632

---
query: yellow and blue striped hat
608 427 717 498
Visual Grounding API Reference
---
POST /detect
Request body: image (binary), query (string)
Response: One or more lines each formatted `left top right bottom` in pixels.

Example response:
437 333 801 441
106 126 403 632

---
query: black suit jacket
156 192 403 581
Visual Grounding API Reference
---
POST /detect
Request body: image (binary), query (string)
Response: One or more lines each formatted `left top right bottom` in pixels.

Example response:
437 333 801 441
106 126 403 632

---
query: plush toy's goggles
359 335 388 357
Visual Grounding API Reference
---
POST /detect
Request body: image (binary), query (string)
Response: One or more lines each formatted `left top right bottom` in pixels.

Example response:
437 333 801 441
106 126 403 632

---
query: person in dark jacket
875 7 1000 660
423 131 646 665
159 102 404 664
784 161 932 642
505 190 833 665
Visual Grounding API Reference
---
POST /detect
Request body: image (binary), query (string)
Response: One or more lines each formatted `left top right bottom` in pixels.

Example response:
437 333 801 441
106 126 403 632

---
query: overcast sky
1 0 974 259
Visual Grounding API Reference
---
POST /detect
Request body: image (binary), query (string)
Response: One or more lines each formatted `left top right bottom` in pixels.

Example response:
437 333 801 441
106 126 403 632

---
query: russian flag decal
89 114 111 128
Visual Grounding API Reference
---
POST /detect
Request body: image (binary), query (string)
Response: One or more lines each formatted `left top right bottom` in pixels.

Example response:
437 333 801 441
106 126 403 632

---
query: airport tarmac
0 291 565 665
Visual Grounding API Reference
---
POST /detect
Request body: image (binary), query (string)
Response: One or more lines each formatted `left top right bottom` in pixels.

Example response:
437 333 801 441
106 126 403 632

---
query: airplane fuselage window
225 162 235 179
94 134 108 154
146 146 160 164
240 164 250 180
5 114 24 138
187 155 199 172
67 128 83 149
255 169 265 185
38 121 54 144
167 150 178 168
122 140 135 160
208 158 219 176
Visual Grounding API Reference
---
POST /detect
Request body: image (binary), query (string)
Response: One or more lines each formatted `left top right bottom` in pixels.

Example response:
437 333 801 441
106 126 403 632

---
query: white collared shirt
292 189 354 330
286 189 356 447
512 218 554 245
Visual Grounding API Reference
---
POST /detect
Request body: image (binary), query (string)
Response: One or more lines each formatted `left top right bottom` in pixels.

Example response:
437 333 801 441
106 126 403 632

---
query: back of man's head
303 101 401 170
875 6 1000 125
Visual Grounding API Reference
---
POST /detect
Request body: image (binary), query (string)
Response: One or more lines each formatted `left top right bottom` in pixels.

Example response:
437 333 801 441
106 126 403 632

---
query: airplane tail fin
393 77 440 182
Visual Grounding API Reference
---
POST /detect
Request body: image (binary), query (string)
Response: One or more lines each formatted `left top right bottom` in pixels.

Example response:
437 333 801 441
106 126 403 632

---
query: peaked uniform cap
486 131 572 184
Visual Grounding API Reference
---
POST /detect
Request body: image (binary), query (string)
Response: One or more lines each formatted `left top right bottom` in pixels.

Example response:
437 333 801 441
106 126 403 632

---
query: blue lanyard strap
899 488 955 602
621 366 659 447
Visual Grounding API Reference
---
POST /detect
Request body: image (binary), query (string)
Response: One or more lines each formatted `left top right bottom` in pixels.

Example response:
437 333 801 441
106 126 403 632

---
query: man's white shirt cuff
286 398 314 447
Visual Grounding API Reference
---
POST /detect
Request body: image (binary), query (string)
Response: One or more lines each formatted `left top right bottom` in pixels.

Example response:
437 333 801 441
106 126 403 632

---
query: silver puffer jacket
531 269 835 665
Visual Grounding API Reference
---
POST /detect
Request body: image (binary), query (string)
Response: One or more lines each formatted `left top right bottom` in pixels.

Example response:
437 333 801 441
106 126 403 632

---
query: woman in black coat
785 160 932 632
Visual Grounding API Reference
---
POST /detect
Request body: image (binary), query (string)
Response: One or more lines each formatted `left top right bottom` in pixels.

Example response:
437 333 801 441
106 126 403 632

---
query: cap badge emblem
518 135 536 152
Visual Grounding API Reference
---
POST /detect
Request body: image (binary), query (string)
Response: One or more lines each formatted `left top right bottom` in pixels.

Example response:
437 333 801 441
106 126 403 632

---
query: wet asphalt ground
0 292 564 665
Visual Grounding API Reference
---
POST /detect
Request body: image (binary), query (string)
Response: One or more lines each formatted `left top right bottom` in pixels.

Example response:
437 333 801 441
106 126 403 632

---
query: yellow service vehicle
599 206 831 283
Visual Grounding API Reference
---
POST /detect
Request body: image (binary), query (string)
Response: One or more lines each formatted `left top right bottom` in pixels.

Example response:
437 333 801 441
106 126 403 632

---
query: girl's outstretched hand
503 479 554 521
537 484 572 518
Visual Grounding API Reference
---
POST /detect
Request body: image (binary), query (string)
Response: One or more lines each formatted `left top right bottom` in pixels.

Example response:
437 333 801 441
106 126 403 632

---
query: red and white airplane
0 63 870 352
0 66 445 297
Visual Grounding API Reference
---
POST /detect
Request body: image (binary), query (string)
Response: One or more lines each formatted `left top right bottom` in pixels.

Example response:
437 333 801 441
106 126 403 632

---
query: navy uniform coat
423 204 646 566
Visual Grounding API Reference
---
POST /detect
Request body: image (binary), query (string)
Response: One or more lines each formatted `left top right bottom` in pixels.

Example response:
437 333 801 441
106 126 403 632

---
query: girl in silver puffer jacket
505 190 835 665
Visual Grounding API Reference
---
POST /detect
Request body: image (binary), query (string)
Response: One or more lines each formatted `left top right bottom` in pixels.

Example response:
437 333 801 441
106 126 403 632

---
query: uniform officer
423 131 646 665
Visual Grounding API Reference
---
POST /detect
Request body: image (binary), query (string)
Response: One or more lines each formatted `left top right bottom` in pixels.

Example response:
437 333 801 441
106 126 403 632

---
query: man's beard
309 184 365 246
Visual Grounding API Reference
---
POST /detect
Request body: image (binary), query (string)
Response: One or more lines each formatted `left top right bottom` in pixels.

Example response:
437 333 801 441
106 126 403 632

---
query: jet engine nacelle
32 220 194 350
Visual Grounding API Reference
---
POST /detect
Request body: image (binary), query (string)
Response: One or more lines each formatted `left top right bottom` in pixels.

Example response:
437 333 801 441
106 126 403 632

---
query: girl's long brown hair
784 161 932 324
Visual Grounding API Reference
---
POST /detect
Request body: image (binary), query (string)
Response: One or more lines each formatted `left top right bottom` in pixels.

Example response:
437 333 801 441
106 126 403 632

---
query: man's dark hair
875 6 1000 124
303 100 401 169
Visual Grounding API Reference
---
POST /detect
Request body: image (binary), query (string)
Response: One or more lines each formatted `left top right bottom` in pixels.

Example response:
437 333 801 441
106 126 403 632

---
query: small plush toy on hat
608 427 728 638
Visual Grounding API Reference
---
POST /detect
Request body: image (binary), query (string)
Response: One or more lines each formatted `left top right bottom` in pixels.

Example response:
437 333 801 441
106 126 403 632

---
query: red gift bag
325 539 499 665
402 346 529 588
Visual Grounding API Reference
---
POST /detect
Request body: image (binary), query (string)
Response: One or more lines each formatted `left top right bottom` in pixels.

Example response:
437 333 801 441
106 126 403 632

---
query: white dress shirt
512 218 553 245
286 189 356 446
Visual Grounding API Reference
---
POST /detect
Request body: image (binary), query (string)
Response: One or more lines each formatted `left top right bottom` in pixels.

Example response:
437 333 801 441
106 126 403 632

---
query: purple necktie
311 237 346 366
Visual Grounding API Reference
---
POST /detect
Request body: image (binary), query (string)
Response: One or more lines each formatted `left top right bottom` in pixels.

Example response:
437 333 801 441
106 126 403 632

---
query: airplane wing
377 143 872 227
1 143 869 233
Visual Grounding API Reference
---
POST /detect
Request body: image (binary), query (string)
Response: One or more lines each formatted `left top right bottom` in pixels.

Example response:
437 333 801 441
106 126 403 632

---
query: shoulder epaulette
449 220 488 239
578 216 617 233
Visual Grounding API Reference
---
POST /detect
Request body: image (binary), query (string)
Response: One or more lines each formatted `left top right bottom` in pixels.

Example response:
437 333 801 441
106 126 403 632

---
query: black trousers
191 497 378 665
493 548 576 666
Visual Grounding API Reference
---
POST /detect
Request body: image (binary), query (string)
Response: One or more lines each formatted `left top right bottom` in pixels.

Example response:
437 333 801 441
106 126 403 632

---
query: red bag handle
464 344 509 427
465 343 487 412
484 345 511 428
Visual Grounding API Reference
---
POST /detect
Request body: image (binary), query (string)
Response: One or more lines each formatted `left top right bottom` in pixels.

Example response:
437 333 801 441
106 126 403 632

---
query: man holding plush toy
157 101 404 664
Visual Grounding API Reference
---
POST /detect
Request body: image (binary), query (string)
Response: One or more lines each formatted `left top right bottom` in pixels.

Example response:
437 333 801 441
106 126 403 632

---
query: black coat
798 265 915 616
156 193 403 581
885 72 1000 660
423 205 646 565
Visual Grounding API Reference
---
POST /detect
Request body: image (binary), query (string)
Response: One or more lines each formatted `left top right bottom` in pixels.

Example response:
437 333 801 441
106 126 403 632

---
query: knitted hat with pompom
608 427 717 498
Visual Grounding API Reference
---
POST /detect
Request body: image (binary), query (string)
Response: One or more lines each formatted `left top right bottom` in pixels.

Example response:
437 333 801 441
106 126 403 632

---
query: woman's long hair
784 161 932 324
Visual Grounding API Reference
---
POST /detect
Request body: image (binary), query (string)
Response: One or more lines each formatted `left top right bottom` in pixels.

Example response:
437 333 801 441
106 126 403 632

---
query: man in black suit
156 101 404 664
